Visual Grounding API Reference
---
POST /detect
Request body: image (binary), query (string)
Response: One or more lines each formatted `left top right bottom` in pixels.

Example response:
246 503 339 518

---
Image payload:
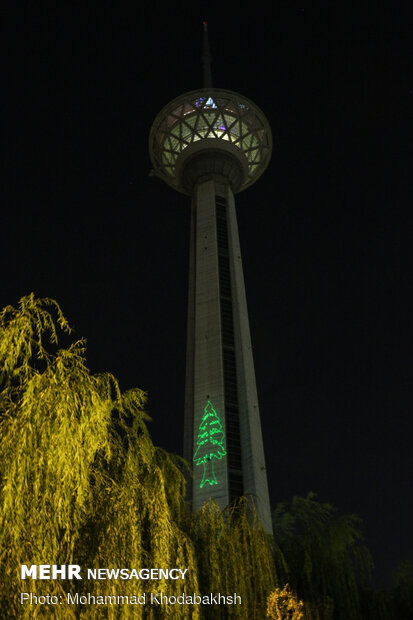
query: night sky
2 2 412 586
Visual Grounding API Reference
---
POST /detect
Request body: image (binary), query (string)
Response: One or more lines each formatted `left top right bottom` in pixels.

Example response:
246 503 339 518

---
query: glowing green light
193 401 226 488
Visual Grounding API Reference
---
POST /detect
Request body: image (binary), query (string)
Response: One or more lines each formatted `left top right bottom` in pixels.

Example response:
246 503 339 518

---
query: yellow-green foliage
191 498 279 619
0 295 199 619
0 295 280 619
267 584 304 619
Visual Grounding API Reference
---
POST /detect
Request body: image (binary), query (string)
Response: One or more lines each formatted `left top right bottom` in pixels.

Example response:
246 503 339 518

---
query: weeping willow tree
0 295 199 619
272 493 374 620
190 498 286 620
1 294 284 619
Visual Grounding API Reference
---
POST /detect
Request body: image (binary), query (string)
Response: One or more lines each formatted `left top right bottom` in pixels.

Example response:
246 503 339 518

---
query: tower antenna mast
202 20 212 88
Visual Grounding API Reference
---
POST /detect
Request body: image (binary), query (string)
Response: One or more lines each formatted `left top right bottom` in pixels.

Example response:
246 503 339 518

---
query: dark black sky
2 2 412 585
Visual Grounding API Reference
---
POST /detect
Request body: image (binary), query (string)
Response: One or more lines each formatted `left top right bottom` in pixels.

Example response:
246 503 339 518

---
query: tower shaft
184 175 272 532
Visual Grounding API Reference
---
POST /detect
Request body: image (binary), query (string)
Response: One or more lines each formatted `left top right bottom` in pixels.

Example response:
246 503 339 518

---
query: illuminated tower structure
149 24 272 532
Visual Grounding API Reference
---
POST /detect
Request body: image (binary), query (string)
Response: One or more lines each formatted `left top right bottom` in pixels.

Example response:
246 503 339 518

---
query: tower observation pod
149 23 273 533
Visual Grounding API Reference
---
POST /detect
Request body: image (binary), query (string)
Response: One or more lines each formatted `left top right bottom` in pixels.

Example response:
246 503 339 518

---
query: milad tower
149 23 272 532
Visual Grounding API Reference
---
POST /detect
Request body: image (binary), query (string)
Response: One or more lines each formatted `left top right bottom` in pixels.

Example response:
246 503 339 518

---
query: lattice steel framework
149 88 272 194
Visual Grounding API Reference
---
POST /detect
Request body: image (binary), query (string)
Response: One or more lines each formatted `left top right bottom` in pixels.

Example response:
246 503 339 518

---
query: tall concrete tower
149 23 272 532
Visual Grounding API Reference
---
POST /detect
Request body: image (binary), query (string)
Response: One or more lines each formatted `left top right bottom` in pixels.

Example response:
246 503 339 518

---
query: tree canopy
1 295 410 619
0 295 277 619
272 493 399 619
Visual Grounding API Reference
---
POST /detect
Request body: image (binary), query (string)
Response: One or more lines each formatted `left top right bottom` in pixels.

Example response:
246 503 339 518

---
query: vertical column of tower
184 174 272 532
183 201 196 496
189 177 230 512
214 183 244 504
225 188 273 533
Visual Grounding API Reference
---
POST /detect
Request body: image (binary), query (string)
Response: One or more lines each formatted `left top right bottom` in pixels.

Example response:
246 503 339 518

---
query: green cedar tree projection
193 401 227 488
